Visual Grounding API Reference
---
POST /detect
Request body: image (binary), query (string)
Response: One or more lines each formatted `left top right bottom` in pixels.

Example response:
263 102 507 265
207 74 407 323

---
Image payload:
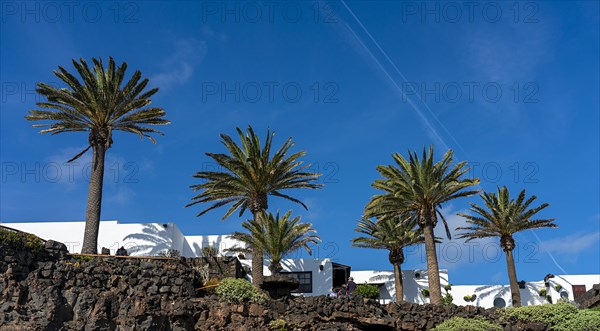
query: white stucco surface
351 269 450 304
3 220 184 255
451 274 600 308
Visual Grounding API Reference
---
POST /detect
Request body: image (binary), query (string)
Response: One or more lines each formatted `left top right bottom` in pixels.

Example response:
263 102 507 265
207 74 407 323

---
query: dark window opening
332 262 351 289
493 297 506 308
282 271 312 293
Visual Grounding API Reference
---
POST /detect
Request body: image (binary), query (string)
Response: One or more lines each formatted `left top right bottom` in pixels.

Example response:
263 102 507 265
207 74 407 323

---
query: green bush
501 302 578 327
72 255 95 262
215 278 268 304
157 249 180 258
501 302 600 330
432 317 502 331
0 228 45 252
463 294 477 302
202 246 219 257
268 319 288 331
554 309 600 331
354 283 379 299
441 293 453 305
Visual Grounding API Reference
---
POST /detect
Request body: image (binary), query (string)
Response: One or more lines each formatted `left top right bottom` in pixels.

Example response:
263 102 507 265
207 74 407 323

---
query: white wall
351 269 449 304
183 235 249 258
239 258 334 296
451 274 600 308
3 220 179 256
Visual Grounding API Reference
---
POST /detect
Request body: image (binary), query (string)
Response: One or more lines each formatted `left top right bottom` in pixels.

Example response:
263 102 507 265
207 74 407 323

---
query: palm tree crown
353 215 424 265
187 126 322 218
366 147 480 237
26 57 169 158
227 210 321 274
456 186 556 251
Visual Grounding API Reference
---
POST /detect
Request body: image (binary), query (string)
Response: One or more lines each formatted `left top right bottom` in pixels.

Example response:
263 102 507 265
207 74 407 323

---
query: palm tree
186 127 322 285
365 147 479 304
456 186 556 307
25 57 169 254
227 210 320 274
352 215 425 302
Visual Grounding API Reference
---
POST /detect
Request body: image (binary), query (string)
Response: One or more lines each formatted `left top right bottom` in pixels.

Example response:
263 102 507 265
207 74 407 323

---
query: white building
3 220 599 307
352 269 449 304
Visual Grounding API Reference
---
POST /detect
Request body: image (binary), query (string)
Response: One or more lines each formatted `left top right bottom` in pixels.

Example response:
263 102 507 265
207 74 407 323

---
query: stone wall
0 239 551 330
576 283 600 309
184 256 245 280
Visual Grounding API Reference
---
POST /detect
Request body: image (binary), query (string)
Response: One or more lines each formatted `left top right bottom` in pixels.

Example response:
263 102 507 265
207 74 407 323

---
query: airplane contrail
339 0 469 158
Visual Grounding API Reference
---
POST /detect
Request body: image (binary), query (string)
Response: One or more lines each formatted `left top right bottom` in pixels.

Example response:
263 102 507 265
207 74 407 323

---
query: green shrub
202 246 219 257
355 283 379 299
72 255 95 262
501 302 600 330
421 288 430 297
0 228 45 252
539 288 547 297
463 294 477 302
554 309 600 331
216 277 268 304
432 317 502 331
157 249 180 258
501 302 578 327
441 293 453 305
268 319 288 331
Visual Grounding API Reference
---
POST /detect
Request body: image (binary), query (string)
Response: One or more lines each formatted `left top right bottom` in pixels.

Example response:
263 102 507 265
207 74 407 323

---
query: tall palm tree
25 57 169 254
186 127 322 285
365 147 479 304
227 210 321 274
456 186 556 307
352 215 425 302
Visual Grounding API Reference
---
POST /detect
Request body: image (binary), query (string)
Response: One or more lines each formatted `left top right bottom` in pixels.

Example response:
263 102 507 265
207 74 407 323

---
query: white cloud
539 232 600 255
105 184 136 206
151 38 207 90
464 20 555 83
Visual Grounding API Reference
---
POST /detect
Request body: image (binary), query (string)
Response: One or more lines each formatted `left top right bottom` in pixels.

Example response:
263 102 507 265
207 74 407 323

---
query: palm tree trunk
505 249 521 307
81 144 106 254
252 253 264 286
393 262 404 302
251 212 264 286
423 224 442 304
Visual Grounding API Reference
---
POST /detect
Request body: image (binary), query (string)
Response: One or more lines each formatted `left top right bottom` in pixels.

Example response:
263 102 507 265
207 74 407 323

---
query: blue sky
1 1 598 285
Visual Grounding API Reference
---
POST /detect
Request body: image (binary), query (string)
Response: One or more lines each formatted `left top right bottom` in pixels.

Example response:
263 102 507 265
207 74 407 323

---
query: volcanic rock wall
0 240 545 330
